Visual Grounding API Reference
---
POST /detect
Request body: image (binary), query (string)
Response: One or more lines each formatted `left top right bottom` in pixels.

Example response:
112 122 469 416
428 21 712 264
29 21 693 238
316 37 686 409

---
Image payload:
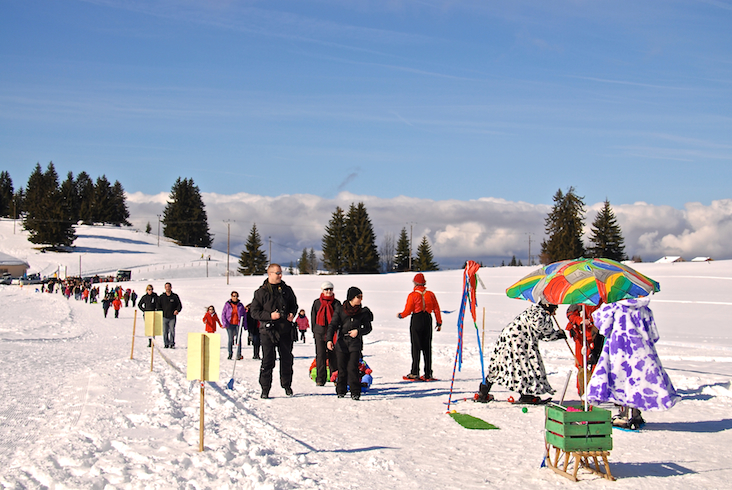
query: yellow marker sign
144 311 163 337
187 333 220 382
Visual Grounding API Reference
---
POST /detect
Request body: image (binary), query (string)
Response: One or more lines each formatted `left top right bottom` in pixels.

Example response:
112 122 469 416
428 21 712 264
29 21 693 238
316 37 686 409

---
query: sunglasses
323 288 333 291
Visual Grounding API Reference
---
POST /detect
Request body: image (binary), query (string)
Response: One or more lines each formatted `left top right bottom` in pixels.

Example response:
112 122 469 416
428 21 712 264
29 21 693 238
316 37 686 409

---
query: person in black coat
138 284 160 347
327 287 373 400
311 281 341 386
246 304 261 359
249 264 298 399
159 282 182 349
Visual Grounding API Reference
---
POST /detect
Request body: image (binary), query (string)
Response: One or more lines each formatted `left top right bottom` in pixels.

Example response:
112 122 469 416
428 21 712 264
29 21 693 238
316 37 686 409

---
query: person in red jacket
112 296 122 318
397 273 442 381
566 302 604 396
202 305 222 333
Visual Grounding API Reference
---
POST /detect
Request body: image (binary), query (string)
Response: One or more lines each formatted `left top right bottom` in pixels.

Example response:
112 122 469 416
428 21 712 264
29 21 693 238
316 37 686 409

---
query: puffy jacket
326 304 373 353
250 279 298 330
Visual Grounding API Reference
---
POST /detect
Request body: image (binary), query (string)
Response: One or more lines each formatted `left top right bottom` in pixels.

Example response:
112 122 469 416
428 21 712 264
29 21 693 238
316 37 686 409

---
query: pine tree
394 227 412 272
92 175 113 224
162 177 213 247
0 171 14 217
238 223 268 275
23 162 76 248
308 248 318 273
76 172 95 224
145 222 152 234
587 199 627 261
344 202 380 274
59 172 79 222
414 236 439 271
298 248 310 274
540 187 586 263
322 206 347 274
509 255 517 266
108 180 131 226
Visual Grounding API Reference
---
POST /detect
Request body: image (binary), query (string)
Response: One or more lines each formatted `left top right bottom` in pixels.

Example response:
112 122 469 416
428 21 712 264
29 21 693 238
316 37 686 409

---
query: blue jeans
226 324 242 358
163 317 176 347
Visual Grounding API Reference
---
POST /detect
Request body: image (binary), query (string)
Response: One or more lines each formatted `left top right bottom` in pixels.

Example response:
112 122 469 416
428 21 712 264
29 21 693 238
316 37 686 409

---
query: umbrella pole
582 308 588 411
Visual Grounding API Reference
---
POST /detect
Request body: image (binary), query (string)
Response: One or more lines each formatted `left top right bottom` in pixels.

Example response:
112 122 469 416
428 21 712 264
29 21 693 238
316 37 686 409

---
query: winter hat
413 273 426 285
321 281 334 291
346 286 363 302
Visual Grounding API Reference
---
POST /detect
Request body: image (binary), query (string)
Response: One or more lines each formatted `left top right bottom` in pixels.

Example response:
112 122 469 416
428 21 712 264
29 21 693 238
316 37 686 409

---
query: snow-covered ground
1 220 731 489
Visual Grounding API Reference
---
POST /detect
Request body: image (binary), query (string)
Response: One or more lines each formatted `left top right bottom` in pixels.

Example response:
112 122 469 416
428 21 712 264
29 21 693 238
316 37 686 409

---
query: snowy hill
1 219 732 488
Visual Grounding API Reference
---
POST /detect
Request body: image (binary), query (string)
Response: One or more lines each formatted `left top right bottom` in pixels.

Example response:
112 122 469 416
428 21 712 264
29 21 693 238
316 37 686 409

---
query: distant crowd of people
38 278 137 320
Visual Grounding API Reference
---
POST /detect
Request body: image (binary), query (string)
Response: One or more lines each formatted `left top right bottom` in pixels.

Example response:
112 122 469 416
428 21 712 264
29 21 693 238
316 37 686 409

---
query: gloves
556 330 567 340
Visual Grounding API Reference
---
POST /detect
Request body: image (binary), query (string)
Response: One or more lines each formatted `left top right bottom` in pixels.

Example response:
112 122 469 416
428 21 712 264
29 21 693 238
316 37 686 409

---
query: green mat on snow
449 412 499 430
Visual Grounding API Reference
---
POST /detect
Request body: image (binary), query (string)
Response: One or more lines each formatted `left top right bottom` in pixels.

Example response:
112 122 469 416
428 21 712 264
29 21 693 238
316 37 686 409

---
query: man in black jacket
250 264 298 399
159 282 182 349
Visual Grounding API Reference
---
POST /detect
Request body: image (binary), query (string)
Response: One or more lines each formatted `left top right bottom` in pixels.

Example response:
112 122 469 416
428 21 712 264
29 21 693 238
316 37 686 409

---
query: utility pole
225 221 231 285
269 236 272 265
13 200 16 234
526 232 535 266
157 214 161 247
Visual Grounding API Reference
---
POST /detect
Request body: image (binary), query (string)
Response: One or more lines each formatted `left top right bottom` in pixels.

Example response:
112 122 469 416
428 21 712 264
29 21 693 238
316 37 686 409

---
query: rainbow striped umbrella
506 257 660 305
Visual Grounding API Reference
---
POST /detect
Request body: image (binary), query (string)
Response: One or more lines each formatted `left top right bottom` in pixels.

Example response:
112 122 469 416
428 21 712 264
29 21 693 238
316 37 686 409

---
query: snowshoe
514 394 551 405
403 374 420 381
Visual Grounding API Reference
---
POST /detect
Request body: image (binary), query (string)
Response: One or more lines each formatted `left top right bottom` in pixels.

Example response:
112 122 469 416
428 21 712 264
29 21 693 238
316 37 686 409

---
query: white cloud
127 192 732 267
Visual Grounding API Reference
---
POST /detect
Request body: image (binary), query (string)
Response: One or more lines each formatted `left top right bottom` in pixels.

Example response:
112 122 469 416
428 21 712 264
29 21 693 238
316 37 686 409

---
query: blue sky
2 0 731 209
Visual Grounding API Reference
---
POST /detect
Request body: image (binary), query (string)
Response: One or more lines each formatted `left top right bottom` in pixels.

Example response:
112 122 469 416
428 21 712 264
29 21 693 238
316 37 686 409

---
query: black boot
475 382 493 403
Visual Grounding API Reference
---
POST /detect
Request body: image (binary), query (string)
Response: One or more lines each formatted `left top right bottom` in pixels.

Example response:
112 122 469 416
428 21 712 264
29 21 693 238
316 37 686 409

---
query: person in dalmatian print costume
476 302 566 404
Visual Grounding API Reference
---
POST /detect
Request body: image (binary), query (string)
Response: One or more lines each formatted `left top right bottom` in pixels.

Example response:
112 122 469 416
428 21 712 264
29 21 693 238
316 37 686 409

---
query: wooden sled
544 404 615 482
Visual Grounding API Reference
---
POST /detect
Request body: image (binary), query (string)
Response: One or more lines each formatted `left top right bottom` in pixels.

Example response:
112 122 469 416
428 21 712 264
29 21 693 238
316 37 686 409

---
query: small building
0 252 30 278
655 256 684 264
691 257 713 262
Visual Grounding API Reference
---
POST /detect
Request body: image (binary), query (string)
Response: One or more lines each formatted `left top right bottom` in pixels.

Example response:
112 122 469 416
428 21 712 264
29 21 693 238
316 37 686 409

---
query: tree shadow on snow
73 246 147 254
609 461 695 479
76 234 151 246
643 418 732 433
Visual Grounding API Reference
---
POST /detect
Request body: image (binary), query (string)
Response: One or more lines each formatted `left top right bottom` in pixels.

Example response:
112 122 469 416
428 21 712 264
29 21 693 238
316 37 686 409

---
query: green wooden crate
545 404 613 452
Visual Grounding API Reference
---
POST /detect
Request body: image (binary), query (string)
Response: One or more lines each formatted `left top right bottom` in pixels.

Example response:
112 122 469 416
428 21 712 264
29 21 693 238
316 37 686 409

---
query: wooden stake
150 337 155 372
200 334 205 452
481 307 486 354
130 310 137 360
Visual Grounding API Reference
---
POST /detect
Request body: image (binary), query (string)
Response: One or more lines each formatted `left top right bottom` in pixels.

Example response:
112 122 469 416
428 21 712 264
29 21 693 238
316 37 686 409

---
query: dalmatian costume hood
587 297 679 411
486 303 565 395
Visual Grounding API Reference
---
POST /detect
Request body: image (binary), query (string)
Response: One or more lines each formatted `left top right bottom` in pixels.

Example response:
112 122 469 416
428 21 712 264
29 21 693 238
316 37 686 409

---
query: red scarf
316 294 335 326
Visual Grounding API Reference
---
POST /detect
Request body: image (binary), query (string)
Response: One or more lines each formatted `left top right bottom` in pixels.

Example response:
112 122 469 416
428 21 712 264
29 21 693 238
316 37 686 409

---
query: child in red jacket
112 297 122 318
203 306 222 333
